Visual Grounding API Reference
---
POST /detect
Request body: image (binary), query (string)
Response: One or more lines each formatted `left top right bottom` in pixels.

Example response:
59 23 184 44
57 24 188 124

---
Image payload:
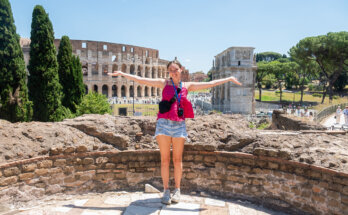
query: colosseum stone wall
211 47 257 114
21 38 190 99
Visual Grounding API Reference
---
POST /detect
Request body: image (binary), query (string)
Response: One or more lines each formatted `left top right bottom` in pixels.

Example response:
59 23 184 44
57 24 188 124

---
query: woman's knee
173 157 182 166
161 157 170 166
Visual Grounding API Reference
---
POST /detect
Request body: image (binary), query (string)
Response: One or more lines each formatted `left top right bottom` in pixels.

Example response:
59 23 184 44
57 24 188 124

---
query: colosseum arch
145 66 150 78
112 64 118 72
112 85 117 97
158 68 162 78
137 86 142 97
84 85 88 94
102 64 108 76
92 63 98 75
129 85 134 97
121 85 126 97
137 65 142 77
121 64 127 73
102 85 108 97
157 88 160 96
82 62 88 76
93 85 98 92
144 86 149 97
130 64 135 75
152 67 156 78
151 87 155 96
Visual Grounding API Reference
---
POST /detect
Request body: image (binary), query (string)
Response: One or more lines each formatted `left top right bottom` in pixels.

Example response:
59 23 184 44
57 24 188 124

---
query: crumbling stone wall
271 110 326 130
1 149 347 215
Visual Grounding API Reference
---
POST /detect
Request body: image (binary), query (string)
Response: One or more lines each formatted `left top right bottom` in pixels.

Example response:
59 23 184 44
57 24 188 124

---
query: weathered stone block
0 176 18 186
64 176 76 183
105 163 115 169
204 156 217 163
96 157 109 164
35 168 49 176
22 163 37 172
341 194 348 205
76 145 87 153
185 172 197 179
63 146 75 154
229 157 242 164
268 162 279 170
227 165 238 170
194 155 203 162
4 167 20 177
19 173 35 181
83 158 94 165
242 159 255 166
54 159 66 167
310 171 321 179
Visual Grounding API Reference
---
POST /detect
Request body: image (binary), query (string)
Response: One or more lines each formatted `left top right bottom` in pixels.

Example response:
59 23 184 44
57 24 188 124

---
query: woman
108 59 242 204
335 106 342 124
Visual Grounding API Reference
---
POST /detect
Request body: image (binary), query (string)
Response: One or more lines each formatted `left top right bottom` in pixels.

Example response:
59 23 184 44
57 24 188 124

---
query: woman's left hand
229 76 242 86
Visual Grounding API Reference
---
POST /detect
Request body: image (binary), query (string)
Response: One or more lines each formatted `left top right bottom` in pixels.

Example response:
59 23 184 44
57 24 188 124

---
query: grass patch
255 90 348 111
112 104 158 116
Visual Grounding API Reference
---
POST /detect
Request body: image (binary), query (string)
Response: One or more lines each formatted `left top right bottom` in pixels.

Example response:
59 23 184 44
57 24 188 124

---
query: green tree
256 52 282 62
333 71 348 92
256 61 271 101
76 92 111 116
292 32 348 103
27 5 69 121
0 0 32 122
57 36 84 112
71 54 85 111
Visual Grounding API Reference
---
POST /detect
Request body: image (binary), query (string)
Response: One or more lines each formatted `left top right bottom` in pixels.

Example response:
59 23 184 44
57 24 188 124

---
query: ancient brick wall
271 110 326 130
1 149 347 214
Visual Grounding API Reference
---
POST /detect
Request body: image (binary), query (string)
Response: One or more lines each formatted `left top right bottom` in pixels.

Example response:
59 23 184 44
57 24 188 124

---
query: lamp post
133 80 135 115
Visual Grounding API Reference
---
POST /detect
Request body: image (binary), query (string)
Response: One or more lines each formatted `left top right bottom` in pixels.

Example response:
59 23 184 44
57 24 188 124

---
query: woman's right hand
107 71 122 76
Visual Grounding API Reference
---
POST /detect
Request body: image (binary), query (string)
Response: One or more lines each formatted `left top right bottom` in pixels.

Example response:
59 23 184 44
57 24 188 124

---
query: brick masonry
0 150 347 215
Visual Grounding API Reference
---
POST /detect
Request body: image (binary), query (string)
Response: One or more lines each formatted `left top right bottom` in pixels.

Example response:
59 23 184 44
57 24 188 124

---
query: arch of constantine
211 47 257 114
20 38 190 99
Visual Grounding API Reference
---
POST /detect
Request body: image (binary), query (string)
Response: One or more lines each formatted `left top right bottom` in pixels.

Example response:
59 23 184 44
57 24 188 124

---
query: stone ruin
0 113 347 214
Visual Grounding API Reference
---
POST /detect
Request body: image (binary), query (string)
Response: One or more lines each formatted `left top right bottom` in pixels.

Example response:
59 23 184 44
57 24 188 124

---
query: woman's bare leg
172 137 185 189
156 135 172 190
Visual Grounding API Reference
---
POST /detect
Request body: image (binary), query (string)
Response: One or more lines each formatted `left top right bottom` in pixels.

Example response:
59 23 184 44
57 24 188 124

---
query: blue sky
9 0 348 73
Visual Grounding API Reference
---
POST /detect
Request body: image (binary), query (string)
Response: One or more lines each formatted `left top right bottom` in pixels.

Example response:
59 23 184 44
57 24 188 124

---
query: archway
102 85 108 97
112 85 117 97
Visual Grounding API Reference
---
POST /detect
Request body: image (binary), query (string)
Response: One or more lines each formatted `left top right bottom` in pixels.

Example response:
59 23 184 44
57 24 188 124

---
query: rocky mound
0 114 347 173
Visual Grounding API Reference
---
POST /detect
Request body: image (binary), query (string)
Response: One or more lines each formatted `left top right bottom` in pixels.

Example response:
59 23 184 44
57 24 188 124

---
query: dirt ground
0 114 347 173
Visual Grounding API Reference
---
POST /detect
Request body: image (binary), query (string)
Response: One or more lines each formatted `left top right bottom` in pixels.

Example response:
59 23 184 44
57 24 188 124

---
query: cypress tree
27 5 68 121
57 36 85 113
57 35 74 110
0 0 32 122
71 54 85 111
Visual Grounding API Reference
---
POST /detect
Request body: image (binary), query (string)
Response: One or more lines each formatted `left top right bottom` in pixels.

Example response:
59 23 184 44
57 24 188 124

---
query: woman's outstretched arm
186 76 242 91
107 71 166 88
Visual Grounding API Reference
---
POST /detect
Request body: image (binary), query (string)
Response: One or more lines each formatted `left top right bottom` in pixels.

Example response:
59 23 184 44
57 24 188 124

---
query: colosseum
20 38 189 99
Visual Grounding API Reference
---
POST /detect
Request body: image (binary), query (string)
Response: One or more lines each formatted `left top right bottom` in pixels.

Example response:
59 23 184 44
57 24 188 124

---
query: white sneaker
171 188 181 203
161 189 171 205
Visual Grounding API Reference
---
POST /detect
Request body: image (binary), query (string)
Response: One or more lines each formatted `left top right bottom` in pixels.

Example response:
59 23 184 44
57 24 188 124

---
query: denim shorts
154 118 188 139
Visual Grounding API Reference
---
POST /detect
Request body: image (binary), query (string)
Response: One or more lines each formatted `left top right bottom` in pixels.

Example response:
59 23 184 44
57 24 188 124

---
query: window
131 47 134 53
103 45 107 50
238 61 241 66
112 55 116 62
82 42 86 48
122 46 126 52
145 50 149 57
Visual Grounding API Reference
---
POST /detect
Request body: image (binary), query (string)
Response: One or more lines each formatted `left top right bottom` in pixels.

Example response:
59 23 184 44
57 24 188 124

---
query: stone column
126 64 130 74
141 87 145 97
117 85 121 98
87 63 92 78
98 63 102 80
108 84 112 98
126 85 130 98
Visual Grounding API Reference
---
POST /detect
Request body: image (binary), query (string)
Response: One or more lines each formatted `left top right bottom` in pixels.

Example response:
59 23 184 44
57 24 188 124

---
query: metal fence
314 102 348 122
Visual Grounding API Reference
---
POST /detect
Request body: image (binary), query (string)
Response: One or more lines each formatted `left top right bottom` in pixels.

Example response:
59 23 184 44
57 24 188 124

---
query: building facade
211 47 257 114
20 38 189 99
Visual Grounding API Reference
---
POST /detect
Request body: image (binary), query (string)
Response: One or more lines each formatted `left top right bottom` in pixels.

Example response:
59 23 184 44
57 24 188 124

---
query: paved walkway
2 191 288 215
321 113 348 130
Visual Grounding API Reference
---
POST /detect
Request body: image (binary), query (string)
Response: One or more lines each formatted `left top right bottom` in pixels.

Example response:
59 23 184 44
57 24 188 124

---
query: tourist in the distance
108 58 242 204
335 106 342 124
343 106 348 125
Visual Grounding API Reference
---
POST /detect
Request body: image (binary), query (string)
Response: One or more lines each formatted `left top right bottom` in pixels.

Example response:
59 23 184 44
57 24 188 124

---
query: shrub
312 93 322 98
76 92 112 116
